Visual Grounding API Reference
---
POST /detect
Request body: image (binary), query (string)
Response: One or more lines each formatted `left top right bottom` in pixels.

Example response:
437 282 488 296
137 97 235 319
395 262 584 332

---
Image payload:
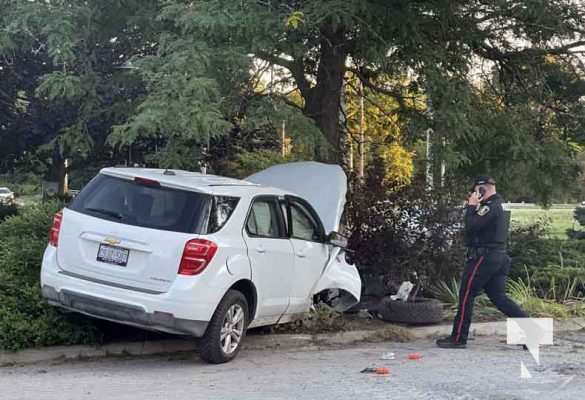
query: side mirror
327 231 348 248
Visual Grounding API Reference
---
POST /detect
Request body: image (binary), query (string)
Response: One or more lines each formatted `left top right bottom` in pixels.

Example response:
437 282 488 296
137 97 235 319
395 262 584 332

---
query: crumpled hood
246 162 347 234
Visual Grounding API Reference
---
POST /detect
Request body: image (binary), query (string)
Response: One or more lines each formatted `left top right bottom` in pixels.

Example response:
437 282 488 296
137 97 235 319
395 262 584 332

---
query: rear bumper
41 285 208 336
40 246 226 337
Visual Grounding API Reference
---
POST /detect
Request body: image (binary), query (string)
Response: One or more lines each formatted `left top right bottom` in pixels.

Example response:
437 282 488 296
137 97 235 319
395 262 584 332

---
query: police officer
437 176 528 349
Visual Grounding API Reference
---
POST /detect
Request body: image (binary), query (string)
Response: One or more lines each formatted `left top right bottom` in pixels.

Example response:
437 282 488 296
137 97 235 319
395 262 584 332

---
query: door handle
296 249 307 258
256 245 266 254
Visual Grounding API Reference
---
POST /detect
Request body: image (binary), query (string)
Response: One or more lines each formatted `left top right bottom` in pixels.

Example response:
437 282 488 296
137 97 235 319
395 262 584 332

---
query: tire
376 297 443 325
200 290 249 364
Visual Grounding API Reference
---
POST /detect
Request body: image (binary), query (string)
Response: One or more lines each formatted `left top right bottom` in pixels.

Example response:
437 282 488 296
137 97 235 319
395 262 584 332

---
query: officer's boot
436 336 467 349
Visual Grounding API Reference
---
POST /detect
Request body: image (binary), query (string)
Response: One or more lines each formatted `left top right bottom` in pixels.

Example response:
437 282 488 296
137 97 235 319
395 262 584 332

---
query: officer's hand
468 191 480 206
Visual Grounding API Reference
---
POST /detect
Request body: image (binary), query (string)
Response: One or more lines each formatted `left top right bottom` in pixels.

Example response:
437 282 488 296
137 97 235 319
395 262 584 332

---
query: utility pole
281 120 286 157
426 128 433 188
358 81 365 179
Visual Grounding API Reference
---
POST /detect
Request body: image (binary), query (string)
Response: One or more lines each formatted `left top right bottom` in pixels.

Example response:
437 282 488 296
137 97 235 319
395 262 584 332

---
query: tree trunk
303 27 347 163
51 142 67 196
53 157 67 196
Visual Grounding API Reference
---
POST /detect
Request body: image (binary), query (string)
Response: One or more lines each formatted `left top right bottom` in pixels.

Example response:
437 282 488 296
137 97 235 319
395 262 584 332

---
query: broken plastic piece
381 352 395 360
407 352 423 360
360 367 390 375
390 281 414 302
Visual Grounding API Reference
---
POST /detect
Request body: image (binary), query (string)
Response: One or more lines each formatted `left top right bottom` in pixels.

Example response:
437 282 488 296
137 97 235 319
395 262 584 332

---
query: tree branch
254 51 311 98
254 91 304 112
474 40 585 62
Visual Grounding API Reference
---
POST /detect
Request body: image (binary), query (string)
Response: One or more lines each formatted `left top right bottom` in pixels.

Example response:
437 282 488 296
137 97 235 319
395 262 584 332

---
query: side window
246 198 283 238
290 201 322 242
207 196 240 233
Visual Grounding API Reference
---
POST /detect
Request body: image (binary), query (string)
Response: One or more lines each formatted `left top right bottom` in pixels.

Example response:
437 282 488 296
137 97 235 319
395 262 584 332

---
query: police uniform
437 176 528 349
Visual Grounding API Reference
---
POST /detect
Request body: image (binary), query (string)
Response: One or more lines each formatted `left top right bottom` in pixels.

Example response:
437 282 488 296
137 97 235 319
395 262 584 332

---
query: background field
508 205 578 239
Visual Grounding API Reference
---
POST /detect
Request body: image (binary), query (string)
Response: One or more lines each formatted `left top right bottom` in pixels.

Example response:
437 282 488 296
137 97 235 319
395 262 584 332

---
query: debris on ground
381 352 396 360
360 367 390 375
390 281 414 301
407 352 423 360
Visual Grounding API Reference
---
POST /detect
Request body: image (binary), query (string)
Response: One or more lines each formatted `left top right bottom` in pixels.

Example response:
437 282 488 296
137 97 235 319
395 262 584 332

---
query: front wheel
200 290 249 364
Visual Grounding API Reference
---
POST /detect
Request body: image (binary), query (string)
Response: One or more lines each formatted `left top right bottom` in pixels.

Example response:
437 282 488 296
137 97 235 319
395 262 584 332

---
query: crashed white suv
41 162 361 363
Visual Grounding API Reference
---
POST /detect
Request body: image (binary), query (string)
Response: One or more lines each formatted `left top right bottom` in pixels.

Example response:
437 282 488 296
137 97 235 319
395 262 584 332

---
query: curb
1 318 583 367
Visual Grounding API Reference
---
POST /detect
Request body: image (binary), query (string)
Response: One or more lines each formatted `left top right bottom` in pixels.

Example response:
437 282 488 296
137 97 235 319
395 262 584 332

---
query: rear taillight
49 211 63 247
178 239 218 276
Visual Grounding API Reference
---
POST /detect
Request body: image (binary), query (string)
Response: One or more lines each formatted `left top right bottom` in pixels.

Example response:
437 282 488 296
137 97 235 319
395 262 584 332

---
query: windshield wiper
84 207 123 220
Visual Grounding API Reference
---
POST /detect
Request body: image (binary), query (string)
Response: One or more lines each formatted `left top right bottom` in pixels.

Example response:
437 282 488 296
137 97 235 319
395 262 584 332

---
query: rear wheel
200 290 249 364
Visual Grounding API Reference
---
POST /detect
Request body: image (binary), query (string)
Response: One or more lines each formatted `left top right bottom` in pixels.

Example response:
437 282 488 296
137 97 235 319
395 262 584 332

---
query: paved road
1 333 584 400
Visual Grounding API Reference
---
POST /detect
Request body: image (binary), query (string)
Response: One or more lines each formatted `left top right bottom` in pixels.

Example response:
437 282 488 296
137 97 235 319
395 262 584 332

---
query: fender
225 254 252 279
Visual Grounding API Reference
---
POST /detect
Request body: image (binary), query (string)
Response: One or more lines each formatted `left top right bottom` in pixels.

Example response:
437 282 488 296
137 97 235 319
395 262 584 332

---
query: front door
243 196 294 324
285 196 330 314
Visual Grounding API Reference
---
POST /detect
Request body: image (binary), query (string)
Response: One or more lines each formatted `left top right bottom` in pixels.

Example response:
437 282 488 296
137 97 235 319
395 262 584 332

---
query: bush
347 170 465 287
0 204 18 222
507 278 585 318
0 173 41 196
574 206 585 227
0 202 100 351
509 222 585 300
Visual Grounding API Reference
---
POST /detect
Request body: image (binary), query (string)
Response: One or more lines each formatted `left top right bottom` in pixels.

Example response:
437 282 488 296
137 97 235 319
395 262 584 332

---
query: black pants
451 250 528 342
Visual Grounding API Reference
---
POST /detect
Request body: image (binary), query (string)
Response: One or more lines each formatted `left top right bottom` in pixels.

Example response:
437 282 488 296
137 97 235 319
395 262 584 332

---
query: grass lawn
509 207 578 239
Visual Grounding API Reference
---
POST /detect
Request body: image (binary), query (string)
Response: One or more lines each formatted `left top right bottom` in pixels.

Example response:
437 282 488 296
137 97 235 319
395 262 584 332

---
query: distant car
41 162 361 363
0 187 15 205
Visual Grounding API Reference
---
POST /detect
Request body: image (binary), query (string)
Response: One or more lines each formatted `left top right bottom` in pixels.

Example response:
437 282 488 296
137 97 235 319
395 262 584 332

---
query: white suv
41 162 361 363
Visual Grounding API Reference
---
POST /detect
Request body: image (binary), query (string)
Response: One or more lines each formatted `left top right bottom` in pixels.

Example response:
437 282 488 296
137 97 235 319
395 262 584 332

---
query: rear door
285 196 330 314
242 196 294 322
57 173 211 293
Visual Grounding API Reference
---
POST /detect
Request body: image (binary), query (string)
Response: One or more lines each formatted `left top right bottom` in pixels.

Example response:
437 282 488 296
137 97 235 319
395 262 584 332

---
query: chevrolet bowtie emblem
104 237 121 245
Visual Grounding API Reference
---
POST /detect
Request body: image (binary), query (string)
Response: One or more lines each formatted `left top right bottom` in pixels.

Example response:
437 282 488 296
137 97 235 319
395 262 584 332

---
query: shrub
574 206 585 227
347 171 465 287
508 231 585 296
0 204 18 222
507 278 584 318
0 202 100 351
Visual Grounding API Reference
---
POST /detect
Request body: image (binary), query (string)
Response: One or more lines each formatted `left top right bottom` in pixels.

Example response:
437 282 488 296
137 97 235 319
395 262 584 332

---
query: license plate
97 244 129 266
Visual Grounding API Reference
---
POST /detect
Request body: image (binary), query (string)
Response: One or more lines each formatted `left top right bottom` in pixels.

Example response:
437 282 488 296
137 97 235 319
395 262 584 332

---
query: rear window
69 174 214 234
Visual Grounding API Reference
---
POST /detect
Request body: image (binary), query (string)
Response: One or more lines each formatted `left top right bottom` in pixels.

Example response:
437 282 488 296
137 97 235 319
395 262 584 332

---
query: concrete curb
1 318 583 367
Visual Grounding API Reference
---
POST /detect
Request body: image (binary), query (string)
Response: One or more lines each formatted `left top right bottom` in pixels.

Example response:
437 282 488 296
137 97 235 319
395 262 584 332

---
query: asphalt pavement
1 332 584 400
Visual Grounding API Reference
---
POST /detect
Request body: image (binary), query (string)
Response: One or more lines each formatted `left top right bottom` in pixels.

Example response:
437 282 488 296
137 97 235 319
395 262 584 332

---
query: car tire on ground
200 290 249 364
376 297 443 325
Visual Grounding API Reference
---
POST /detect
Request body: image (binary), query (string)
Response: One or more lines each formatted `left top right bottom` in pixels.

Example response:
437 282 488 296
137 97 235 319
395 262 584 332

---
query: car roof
100 168 292 197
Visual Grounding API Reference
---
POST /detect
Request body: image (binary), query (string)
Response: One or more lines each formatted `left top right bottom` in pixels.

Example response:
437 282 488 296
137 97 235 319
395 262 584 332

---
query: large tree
152 0 585 164
0 0 159 191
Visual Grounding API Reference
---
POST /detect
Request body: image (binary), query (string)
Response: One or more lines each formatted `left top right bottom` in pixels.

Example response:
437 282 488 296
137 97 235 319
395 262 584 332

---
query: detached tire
200 290 249 364
377 297 443 325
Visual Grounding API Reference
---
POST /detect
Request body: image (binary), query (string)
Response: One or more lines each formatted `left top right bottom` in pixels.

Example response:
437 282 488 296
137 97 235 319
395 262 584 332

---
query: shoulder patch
477 205 490 216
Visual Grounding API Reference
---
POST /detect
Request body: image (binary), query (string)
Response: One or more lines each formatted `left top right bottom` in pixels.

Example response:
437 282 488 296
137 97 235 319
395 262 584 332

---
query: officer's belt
466 247 506 257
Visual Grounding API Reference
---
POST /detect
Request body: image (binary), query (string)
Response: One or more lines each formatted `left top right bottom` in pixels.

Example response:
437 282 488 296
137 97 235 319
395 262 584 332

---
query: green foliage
109 38 232 168
429 278 490 309
574 206 585 227
347 171 465 283
507 278 585 319
0 0 160 176
0 202 99 351
0 204 18 222
509 221 585 300
36 72 84 102
229 149 298 179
